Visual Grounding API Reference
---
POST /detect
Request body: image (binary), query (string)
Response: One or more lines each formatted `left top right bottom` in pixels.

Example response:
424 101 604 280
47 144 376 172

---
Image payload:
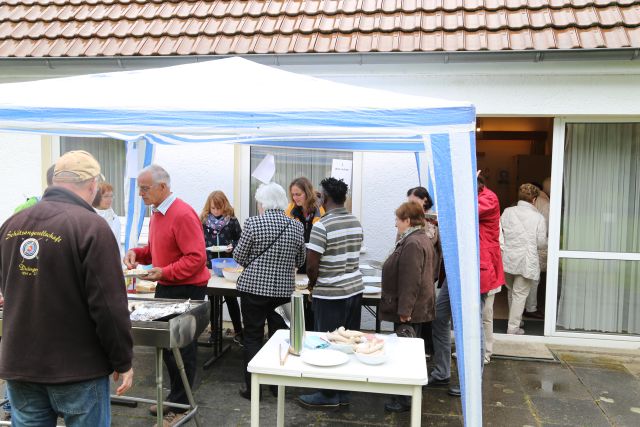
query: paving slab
529 396 610 426
7 338 639 426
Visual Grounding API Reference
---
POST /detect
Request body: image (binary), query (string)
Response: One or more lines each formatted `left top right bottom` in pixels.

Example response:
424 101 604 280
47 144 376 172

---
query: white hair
140 164 171 188
255 182 288 210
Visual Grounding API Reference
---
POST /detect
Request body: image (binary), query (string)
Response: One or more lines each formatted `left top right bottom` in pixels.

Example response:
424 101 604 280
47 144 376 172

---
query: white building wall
360 152 420 262
0 134 42 223
153 142 235 213
280 61 640 116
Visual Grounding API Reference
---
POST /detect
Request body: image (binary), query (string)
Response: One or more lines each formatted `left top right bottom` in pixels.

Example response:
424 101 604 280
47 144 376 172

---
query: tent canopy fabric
0 57 473 151
0 57 481 427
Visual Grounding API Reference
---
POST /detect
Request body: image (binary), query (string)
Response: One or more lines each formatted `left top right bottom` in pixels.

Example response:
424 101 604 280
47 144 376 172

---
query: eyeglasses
138 184 157 193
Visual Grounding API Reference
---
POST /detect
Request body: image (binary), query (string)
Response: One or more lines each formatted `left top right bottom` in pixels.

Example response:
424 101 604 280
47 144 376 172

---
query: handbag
245 222 292 268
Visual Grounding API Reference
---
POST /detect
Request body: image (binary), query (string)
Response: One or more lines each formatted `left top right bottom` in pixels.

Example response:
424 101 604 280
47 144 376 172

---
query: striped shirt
307 207 363 299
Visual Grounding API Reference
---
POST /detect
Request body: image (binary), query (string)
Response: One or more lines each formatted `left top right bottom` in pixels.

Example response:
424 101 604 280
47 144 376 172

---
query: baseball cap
54 150 105 183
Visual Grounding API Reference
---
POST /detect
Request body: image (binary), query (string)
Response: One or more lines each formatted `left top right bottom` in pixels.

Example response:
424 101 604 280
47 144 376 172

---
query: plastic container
211 258 238 277
222 267 243 283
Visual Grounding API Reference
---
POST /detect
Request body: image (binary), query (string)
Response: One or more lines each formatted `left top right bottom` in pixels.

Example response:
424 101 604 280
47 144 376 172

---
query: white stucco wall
0 134 42 223
281 61 640 116
360 152 420 262
153 142 235 213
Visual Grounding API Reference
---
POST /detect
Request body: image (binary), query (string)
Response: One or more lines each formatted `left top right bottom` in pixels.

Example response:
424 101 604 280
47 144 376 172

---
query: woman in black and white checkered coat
233 182 306 399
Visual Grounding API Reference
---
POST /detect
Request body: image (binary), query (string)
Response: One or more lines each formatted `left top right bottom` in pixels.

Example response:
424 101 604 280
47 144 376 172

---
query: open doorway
476 117 553 337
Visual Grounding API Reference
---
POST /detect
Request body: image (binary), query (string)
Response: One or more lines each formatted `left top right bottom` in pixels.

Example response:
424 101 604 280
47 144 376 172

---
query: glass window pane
561 123 640 252
249 147 353 216
556 258 640 335
60 137 126 216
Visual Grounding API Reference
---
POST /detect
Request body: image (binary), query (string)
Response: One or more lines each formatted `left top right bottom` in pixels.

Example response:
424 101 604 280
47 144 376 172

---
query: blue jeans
3 386 11 413
6 376 110 427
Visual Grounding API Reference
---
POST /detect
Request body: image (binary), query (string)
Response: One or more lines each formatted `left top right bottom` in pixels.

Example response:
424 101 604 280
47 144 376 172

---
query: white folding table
248 330 428 426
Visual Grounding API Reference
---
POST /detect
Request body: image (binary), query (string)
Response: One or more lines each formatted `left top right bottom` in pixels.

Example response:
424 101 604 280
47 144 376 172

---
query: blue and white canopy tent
0 57 481 426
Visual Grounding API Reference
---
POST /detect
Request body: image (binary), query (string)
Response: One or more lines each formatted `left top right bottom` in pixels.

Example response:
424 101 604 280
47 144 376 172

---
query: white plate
363 285 380 294
301 349 349 367
362 276 381 284
206 245 228 252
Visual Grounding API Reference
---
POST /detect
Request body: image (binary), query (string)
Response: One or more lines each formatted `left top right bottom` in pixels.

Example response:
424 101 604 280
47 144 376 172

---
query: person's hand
225 244 233 253
113 367 134 396
123 251 138 269
0 294 4 307
145 267 163 281
400 314 411 323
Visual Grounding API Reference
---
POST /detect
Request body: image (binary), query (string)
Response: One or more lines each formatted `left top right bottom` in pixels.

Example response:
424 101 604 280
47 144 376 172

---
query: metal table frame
202 283 382 369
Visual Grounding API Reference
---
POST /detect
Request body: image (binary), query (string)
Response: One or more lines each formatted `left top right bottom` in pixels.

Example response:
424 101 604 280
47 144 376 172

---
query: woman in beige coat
500 183 548 335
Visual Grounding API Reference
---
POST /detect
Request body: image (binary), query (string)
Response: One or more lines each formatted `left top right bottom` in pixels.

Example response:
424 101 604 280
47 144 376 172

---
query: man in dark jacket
0 150 133 426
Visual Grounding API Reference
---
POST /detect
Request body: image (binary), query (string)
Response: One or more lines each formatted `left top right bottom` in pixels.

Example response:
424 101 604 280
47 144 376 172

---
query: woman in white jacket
500 183 547 335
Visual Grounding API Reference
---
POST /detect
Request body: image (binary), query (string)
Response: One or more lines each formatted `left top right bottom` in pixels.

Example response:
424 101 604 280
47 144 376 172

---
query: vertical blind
249 147 353 217
60 137 126 215
557 123 640 334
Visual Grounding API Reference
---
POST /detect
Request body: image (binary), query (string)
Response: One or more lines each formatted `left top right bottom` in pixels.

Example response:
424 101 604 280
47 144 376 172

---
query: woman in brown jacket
381 201 436 412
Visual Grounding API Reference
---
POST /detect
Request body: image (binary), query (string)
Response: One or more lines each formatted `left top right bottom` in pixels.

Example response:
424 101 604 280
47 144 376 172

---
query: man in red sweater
124 164 210 426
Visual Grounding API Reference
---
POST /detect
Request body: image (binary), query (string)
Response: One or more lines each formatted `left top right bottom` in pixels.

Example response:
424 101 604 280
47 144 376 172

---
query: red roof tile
0 0 638 57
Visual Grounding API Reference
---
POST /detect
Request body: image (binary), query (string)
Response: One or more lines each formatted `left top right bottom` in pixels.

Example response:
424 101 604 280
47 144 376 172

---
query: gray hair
255 182 288 210
140 164 171 188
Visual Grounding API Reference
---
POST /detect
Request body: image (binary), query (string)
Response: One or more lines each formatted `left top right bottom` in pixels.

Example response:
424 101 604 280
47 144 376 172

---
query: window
60 137 126 215
556 122 640 335
249 147 353 216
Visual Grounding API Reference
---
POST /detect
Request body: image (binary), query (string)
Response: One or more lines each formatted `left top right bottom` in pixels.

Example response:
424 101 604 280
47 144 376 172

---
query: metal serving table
120 297 210 427
0 298 210 427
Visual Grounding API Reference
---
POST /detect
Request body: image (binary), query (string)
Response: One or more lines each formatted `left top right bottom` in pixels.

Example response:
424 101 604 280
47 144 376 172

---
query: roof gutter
0 48 638 71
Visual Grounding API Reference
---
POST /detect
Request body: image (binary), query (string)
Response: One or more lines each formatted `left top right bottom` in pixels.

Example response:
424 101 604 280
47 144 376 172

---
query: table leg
156 348 163 427
171 347 201 427
277 385 285 427
251 375 260 427
410 385 422 427
203 295 226 369
375 305 381 333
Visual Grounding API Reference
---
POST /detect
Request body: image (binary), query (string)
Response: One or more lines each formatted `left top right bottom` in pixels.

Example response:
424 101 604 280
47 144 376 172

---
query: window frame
546 116 640 342
238 145 362 225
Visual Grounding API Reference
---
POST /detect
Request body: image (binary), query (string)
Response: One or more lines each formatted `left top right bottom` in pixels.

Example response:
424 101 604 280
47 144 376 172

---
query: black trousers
155 284 207 408
239 292 289 389
312 293 362 332
311 293 363 398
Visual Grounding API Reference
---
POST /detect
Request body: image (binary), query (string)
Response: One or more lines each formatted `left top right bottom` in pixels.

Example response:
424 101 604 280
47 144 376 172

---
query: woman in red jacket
477 175 505 363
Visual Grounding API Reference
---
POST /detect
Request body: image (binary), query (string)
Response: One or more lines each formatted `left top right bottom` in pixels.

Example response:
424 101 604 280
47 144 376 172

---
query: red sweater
133 198 210 286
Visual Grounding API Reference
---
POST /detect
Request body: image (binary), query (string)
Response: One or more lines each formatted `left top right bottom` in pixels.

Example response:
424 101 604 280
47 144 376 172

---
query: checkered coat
233 209 306 298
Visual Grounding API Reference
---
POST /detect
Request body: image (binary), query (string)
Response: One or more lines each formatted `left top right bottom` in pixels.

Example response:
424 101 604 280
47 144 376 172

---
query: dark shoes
524 310 545 319
239 384 277 400
448 386 461 397
238 384 252 400
149 404 171 416
296 391 349 410
384 396 411 413
425 375 450 387
233 333 244 347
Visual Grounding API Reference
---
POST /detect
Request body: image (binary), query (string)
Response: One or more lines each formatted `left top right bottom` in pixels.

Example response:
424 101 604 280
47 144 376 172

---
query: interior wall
476 117 553 210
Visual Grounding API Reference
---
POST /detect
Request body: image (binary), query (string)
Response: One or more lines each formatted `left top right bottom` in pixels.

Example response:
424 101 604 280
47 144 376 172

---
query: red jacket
478 187 505 294
133 198 210 286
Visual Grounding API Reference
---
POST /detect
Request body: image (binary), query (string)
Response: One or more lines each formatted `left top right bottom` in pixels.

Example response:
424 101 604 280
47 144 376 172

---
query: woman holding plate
200 190 243 345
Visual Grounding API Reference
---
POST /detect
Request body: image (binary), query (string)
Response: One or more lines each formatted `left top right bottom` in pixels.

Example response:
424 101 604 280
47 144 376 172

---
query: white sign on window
251 154 276 184
331 159 352 188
